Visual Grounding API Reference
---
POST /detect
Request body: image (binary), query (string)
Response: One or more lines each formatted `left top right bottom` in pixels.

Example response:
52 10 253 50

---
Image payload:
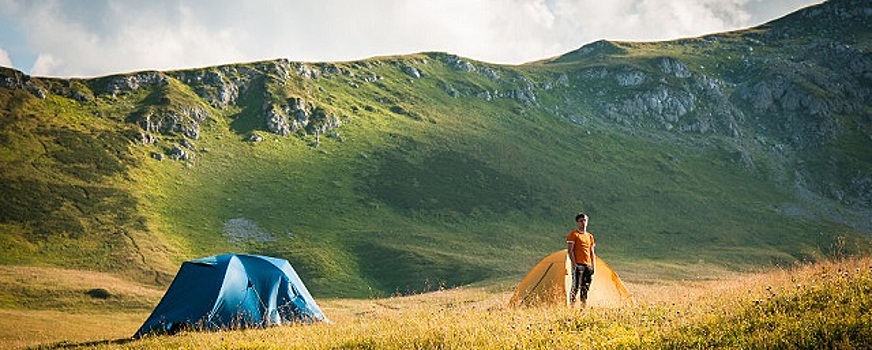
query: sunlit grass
0 266 161 349
7 256 867 349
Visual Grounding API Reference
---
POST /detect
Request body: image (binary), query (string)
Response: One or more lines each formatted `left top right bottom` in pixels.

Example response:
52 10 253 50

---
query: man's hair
575 212 588 222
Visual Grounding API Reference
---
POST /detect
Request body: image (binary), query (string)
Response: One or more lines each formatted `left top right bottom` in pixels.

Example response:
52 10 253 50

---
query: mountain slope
0 0 870 297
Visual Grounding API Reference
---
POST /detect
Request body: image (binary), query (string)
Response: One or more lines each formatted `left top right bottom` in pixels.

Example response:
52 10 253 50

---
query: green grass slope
0 86 175 283
1 0 870 299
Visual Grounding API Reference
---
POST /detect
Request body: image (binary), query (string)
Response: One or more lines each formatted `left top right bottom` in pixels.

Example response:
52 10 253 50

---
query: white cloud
522 0 557 29
481 0 758 63
31 53 60 76
0 0 824 77
8 1 251 77
0 46 12 67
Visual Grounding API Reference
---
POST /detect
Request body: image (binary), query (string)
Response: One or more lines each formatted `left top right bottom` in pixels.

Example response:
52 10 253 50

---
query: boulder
402 66 423 79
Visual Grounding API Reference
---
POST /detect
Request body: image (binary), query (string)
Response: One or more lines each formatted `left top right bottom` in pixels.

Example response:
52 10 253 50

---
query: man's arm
567 241 576 265
590 244 596 272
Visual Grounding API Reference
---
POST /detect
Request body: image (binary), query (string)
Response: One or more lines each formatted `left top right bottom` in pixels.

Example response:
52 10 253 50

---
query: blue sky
0 0 822 78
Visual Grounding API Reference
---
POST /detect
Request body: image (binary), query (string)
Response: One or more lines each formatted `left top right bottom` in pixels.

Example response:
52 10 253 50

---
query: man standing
566 212 596 307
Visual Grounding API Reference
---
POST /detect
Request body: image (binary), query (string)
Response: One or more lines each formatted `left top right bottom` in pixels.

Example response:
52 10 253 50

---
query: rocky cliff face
540 0 871 226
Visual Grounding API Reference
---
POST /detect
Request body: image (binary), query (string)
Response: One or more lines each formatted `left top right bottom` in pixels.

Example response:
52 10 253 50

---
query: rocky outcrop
174 67 250 108
294 63 320 80
135 104 211 140
734 44 870 150
574 60 741 137
263 96 341 137
0 67 29 90
614 68 647 86
322 64 353 77
603 85 695 127
0 68 73 100
402 66 423 79
657 57 692 78
98 71 167 96
443 55 476 72
166 145 189 161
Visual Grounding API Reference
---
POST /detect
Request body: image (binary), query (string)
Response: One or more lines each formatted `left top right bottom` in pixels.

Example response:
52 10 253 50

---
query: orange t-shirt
566 229 595 265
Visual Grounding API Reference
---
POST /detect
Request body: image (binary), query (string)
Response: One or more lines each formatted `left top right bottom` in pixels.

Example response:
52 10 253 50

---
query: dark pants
570 264 594 303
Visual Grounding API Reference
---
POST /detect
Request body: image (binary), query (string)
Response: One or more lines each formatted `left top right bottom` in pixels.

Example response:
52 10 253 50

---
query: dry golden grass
3 257 870 349
0 266 162 349
0 309 149 349
0 266 163 303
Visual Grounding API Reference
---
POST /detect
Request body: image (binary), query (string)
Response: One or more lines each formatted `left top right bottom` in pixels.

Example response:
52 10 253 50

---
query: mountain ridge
0 0 870 296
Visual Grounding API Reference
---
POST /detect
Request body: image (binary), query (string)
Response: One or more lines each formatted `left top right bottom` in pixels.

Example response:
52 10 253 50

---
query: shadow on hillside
32 337 134 350
227 76 268 137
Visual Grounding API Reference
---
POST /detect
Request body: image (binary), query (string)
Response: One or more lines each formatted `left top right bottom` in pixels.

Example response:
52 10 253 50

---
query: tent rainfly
509 250 632 307
135 253 328 337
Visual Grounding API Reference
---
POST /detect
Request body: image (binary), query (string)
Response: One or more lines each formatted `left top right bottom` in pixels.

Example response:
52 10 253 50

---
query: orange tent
509 250 632 307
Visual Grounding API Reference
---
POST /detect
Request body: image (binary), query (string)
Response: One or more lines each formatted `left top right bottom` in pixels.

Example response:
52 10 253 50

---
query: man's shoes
569 300 586 308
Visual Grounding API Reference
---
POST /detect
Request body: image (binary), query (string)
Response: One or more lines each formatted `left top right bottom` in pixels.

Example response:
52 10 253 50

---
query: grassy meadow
2 256 869 349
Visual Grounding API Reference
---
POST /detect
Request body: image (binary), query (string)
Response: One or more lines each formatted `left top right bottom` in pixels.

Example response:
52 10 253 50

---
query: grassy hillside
0 87 176 283
1 0 871 299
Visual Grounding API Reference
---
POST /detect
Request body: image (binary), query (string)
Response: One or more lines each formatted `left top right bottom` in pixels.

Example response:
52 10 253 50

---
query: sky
0 0 823 78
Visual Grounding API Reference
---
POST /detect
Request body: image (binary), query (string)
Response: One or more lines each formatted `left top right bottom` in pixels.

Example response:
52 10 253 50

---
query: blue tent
135 253 328 337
